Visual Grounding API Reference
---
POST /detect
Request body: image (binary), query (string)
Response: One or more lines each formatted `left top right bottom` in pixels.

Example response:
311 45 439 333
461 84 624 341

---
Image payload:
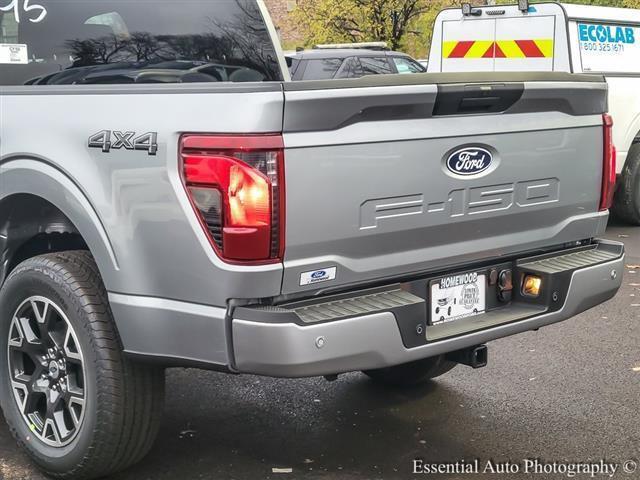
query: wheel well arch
0 194 89 284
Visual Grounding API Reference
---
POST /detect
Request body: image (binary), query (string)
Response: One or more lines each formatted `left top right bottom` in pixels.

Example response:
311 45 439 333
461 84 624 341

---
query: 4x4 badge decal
88 130 158 156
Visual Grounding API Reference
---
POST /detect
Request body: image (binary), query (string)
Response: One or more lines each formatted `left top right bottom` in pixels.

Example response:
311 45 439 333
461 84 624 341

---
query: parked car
287 48 426 80
428 2 640 224
0 0 624 478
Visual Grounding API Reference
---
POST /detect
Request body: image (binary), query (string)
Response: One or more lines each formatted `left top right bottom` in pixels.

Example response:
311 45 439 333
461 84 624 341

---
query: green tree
293 0 443 51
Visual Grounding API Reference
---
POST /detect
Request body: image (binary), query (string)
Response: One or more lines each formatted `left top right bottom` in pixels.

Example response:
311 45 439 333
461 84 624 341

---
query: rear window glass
0 0 283 86
301 58 343 80
335 57 363 79
392 56 424 74
577 22 640 74
359 57 393 75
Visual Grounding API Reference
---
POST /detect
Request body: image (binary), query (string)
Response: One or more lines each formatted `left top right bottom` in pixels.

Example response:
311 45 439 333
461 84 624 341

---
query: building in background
264 0 302 48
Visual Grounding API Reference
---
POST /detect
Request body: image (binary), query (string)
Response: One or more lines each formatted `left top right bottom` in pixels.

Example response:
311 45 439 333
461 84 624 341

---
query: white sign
578 22 640 74
0 43 28 64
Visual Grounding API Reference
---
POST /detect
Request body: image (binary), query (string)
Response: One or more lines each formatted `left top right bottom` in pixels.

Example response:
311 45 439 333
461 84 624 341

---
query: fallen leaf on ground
632 367 640 372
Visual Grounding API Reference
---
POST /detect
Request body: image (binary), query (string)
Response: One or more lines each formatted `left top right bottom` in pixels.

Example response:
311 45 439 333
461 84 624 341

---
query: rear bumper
232 240 624 377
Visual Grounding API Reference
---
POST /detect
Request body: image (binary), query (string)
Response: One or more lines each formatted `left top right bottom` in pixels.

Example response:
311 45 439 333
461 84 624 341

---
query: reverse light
181 135 285 264
600 114 617 211
522 275 542 297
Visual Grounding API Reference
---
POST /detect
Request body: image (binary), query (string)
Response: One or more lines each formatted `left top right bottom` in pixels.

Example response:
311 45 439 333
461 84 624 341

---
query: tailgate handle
433 83 524 116
458 96 502 112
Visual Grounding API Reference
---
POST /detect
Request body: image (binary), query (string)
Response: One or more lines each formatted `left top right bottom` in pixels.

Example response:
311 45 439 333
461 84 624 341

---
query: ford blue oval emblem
311 270 327 279
446 147 493 176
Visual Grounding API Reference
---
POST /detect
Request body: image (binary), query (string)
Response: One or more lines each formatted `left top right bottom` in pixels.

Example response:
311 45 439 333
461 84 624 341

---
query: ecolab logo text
579 24 635 44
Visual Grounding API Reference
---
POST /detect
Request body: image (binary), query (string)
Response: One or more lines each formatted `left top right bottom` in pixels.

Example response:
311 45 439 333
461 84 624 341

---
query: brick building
264 0 303 47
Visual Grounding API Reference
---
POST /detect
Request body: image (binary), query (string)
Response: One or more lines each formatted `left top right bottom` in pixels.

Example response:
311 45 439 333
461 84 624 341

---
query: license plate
430 272 486 325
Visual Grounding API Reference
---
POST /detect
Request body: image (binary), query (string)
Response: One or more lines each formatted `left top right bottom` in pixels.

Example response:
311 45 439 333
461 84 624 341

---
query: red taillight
600 114 617 211
181 135 285 264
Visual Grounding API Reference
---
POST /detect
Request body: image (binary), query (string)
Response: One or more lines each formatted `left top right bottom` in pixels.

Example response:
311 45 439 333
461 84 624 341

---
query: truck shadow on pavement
112 369 478 480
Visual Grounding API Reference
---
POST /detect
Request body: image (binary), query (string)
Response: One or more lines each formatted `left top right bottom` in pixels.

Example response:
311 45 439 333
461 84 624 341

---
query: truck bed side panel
0 86 285 306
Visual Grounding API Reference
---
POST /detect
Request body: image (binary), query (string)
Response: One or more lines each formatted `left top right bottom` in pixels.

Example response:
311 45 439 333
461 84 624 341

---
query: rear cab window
0 0 283 86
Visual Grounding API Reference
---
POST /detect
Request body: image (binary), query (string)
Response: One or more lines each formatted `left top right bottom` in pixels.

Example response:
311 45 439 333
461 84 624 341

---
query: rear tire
0 251 165 479
363 355 456 387
613 143 640 225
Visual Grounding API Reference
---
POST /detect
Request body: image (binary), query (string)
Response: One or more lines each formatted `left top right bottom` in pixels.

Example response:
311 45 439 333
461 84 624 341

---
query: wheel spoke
43 389 78 443
8 316 24 348
9 345 45 383
66 392 85 428
52 410 72 440
46 391 71 441
18 316 42 348
63 328 82 361
11 360 45 385
10 340 46 361
31 298 65 348
30 298 51 326
11 374 45 416
33 374 50 393
10 381 29 414
10 303 48 358
42 417 62 445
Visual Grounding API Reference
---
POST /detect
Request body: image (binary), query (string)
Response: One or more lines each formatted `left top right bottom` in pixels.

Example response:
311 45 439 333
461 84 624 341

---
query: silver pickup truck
0 1 625 478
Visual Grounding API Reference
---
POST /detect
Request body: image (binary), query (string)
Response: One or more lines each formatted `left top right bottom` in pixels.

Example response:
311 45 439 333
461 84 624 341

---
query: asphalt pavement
1 221 638 480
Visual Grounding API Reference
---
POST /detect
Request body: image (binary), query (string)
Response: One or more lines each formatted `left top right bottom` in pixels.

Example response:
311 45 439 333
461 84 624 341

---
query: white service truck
428 2 640 224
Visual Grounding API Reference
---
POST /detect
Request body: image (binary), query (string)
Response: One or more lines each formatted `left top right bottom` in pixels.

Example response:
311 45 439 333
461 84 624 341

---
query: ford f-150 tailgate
280 72 610 296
